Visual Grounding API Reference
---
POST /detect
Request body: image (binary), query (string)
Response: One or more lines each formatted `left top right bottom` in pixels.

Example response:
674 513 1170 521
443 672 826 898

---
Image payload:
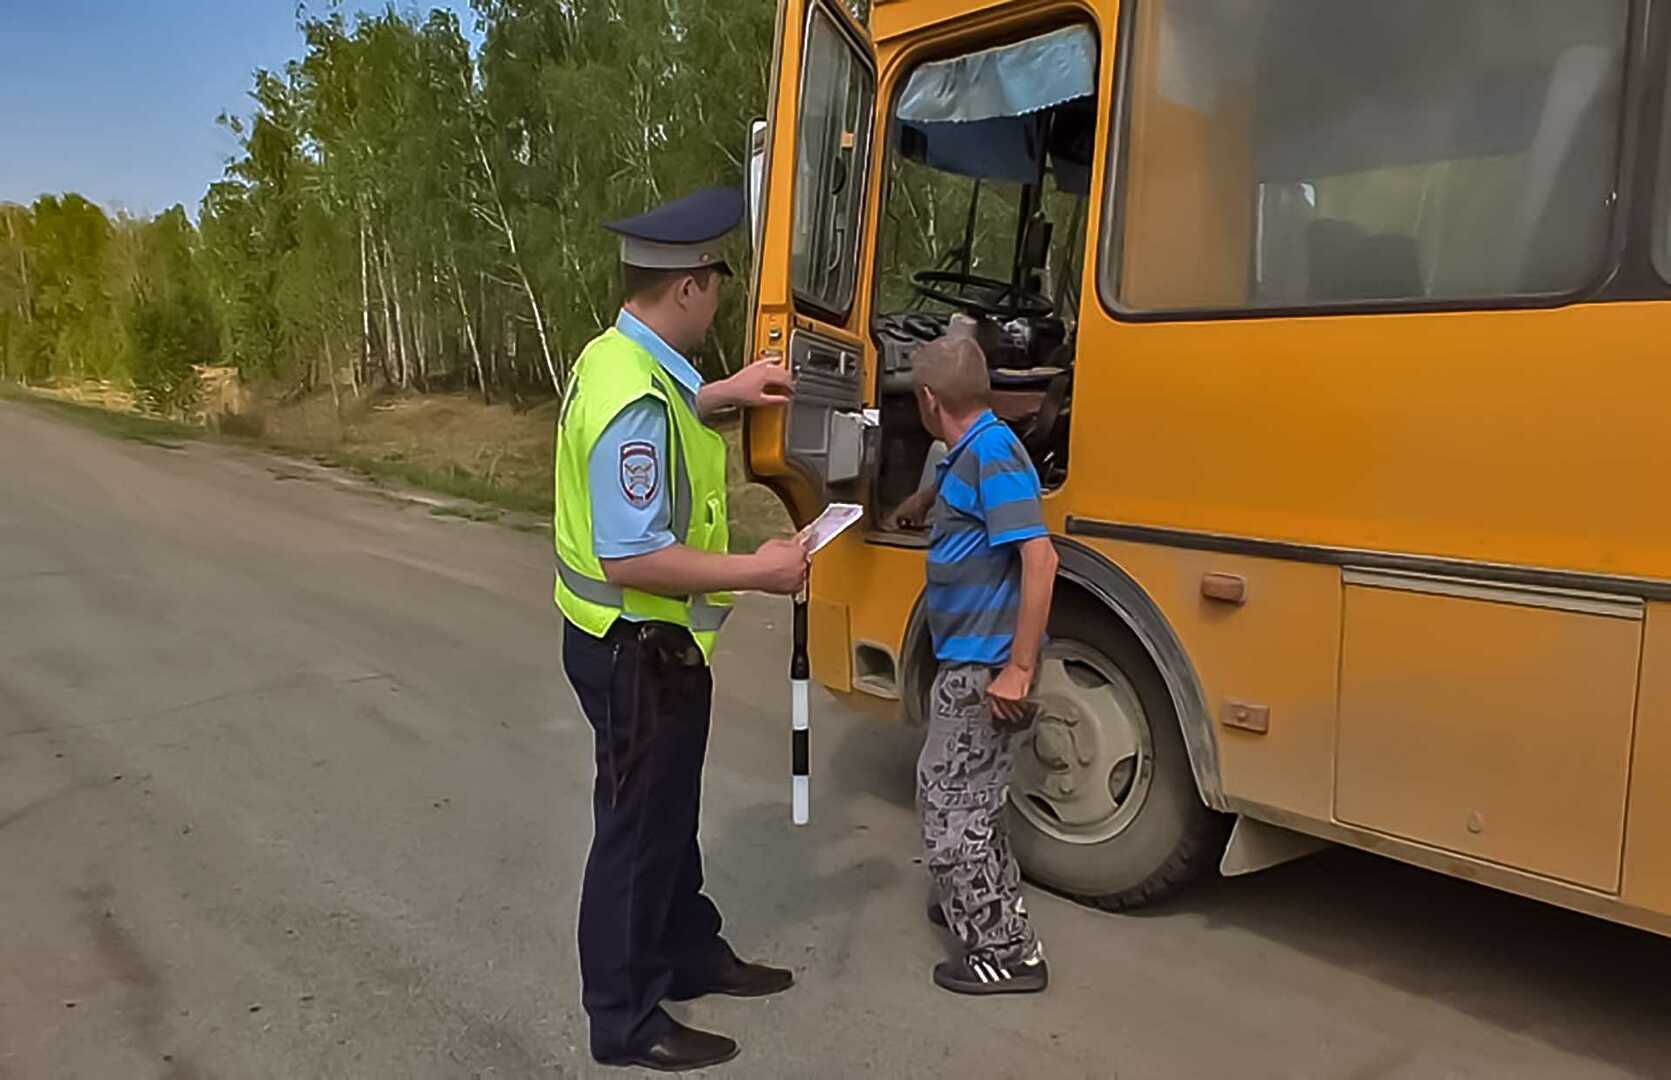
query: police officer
555 186 808 1072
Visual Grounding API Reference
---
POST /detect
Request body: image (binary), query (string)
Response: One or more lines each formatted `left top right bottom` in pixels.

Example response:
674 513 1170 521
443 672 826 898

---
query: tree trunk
560 154 604 333
381 235 410 389
470 127 559 395
323 332 342 415
481 271 497 391
450 252 489 406
512 261 558 395
295 339 313 395
410 262 428 392
505 310 522 404
345 338 361 400
357 216 372 395
371 231 398 386
432 265 445 382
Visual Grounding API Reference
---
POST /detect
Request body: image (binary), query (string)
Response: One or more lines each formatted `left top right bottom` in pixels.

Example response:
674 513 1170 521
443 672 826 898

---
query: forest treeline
0 1 777 413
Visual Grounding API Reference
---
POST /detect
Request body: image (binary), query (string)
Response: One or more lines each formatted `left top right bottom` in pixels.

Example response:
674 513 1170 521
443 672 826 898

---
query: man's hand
748 536 811 594
727 359 796 407
884 488 935 530
987 662 1036 729
698 358 795 418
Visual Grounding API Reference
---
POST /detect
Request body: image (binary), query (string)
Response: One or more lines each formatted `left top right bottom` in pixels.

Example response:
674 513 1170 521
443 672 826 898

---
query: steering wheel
911 269 1054 320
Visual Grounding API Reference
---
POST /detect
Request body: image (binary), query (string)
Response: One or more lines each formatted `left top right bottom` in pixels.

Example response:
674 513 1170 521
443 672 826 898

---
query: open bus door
743 0 878 527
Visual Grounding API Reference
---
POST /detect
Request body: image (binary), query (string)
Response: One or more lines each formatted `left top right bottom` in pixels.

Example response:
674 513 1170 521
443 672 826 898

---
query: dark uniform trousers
565 618 730 1058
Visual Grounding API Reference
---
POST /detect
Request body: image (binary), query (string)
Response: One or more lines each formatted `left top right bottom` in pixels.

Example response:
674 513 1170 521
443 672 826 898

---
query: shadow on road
703 795 902 968
824 700 922 813
1138 846 1671 1076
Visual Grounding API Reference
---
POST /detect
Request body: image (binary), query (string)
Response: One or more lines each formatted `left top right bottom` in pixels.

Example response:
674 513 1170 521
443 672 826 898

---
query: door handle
1202 573 1247 605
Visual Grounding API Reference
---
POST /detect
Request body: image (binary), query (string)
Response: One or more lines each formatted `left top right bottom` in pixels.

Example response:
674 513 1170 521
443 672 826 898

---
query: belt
607 618 704 669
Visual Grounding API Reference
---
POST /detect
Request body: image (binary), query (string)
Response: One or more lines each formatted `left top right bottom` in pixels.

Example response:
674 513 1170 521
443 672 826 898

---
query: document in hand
795 502 865 556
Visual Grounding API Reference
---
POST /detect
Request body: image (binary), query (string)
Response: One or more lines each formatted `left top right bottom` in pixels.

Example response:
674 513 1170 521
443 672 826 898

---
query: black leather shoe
668 953 795 1001
594 1019 739 1072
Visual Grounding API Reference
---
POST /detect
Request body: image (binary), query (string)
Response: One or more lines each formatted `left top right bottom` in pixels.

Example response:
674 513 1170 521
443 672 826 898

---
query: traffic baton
790 583 810 825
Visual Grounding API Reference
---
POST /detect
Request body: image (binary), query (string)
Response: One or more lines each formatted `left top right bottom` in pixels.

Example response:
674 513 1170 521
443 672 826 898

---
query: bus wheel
1008 602 1227 910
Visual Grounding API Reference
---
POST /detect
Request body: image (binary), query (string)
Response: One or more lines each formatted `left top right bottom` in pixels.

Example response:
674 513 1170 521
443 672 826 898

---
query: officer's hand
751 537 811 594
722 359 796 409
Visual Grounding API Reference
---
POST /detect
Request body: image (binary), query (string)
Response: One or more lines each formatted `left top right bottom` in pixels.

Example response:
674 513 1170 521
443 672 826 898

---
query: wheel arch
894 536 1225 811
899 589 936 728
1051 537 1226 811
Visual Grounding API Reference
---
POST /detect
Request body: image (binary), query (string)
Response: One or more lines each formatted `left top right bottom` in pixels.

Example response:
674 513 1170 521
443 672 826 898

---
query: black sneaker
927 900 948 929
932 951 1048 996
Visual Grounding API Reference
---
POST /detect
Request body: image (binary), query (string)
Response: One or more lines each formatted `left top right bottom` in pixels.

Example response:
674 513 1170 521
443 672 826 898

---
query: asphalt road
3 399 1670 1080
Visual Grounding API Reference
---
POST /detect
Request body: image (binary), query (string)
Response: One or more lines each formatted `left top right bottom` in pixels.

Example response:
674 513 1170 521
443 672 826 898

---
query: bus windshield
870 26 1100 508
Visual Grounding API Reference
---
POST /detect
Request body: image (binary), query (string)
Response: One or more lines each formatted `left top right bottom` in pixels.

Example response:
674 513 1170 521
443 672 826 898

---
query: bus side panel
808 528 926 703
1337 583 1638 893
1084 538 1343 822
1624 604 1671 917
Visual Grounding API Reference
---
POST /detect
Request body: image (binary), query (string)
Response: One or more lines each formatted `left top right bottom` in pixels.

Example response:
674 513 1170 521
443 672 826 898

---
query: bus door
744 0 878 526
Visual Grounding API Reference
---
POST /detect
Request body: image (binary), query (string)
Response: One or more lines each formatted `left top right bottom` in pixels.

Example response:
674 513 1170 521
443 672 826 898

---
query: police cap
604 187 743 275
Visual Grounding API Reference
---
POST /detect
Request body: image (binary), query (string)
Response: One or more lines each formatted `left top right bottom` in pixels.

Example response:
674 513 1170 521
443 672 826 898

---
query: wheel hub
1012 641 1154 845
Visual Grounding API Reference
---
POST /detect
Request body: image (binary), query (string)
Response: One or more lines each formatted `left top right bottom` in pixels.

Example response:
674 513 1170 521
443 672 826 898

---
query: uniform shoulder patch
618 440 660 508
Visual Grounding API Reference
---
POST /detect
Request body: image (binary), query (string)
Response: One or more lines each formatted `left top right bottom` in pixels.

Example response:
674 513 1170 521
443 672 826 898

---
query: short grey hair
911 333 990 415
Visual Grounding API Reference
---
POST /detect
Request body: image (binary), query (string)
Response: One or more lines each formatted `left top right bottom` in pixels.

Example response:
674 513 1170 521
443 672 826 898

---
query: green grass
0 382 201 448
307 449 551 515
727 486 793 553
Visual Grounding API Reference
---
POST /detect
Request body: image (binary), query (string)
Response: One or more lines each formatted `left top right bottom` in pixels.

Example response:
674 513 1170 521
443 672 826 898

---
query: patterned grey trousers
918 664 1040 965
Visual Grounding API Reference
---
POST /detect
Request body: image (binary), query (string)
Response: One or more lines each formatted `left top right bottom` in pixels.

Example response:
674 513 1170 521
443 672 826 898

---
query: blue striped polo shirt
925 410 1048 666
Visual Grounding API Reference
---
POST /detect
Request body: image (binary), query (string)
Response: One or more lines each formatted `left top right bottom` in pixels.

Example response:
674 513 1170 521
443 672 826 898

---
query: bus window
792 5 874 320
1107 0 1630 314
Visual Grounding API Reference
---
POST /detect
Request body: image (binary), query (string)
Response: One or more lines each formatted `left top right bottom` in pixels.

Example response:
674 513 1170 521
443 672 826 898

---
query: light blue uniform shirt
589 309 707 559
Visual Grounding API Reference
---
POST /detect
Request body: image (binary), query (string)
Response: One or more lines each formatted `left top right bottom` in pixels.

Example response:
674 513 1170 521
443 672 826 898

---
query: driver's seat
1021 371 1071 460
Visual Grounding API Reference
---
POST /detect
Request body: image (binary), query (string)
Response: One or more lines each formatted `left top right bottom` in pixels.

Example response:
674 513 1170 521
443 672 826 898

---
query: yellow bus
743 0 1671 933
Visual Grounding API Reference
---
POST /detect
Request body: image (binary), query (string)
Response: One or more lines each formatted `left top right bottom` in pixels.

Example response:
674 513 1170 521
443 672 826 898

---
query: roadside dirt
21 379 796 549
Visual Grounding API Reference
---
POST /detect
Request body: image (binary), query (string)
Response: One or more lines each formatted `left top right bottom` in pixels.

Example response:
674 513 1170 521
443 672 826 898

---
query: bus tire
1007 595 1229 911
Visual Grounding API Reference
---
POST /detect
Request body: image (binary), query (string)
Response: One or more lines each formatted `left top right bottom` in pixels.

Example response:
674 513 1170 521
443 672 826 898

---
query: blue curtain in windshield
896 25 1097 190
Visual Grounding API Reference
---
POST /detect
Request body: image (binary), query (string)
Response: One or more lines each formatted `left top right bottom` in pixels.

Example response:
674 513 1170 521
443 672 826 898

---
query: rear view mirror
745 118 768 252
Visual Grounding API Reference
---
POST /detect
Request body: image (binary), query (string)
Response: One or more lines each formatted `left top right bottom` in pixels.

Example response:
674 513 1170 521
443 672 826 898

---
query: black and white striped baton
790 584 810 825
785 502 862 827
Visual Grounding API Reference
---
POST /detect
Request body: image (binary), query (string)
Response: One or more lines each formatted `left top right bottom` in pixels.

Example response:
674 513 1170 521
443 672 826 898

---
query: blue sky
0 1 478 216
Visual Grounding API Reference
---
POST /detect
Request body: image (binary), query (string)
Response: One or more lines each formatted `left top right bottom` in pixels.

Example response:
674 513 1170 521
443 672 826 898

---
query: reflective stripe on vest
665 397 692 537
556 560 732 633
